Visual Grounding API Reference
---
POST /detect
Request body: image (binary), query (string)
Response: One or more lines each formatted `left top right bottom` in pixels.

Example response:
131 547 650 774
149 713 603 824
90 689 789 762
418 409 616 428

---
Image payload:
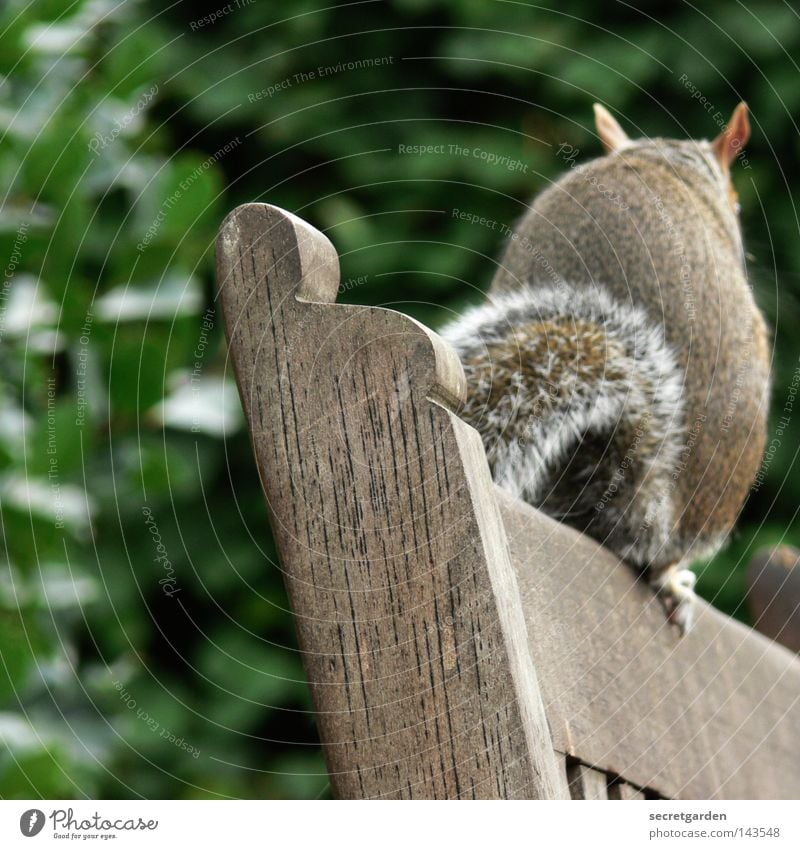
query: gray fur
442 283 693 568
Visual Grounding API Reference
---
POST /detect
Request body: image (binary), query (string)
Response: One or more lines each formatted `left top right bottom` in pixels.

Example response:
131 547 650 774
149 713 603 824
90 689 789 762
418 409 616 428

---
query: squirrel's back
443 104 770 583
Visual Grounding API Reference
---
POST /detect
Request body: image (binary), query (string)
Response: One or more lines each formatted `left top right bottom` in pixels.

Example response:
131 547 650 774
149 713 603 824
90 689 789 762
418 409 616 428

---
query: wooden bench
216 202 800 800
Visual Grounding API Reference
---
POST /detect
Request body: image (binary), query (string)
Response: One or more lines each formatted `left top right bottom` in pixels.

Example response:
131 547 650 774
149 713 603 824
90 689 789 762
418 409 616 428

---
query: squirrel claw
651 566 697 635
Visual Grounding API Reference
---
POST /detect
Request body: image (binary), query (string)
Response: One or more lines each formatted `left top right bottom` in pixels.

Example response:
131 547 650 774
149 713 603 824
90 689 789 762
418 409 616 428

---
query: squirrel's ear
593 103 630 153
712 102 750 168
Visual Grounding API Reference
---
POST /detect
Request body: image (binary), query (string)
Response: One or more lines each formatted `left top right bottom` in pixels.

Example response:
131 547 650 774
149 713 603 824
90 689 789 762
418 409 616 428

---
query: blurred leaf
0 474 94 535
95 274 204 322
150 374 243 437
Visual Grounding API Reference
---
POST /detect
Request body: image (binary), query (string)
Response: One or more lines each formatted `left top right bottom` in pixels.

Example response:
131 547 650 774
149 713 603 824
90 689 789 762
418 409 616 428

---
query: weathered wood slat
609 780 645 800
498 488 800 799
217 203 568 799
566 759 608 800
748 546 800 653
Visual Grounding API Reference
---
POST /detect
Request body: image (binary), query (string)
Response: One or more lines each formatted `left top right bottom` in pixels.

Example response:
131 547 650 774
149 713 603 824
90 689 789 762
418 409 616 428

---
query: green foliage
1 0 798 798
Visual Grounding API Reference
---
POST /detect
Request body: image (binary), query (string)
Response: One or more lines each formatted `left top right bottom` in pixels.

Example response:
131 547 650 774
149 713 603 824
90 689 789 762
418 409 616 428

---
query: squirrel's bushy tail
441 283 687 570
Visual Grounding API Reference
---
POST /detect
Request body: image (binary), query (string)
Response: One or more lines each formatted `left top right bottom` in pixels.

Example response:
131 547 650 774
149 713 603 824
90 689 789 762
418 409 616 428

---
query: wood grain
499 488 800 799
216 203 568 799
747 546 800 653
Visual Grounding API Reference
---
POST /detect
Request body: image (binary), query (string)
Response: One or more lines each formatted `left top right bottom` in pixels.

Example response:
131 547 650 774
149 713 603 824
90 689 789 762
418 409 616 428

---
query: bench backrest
217 202 800 799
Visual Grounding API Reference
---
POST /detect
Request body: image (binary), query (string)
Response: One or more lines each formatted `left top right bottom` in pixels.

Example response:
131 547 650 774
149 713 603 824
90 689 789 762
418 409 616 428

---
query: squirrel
441 103 770 632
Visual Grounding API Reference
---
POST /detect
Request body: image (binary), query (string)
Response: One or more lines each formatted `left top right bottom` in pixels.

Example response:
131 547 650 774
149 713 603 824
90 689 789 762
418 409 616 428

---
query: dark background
1 0 798 798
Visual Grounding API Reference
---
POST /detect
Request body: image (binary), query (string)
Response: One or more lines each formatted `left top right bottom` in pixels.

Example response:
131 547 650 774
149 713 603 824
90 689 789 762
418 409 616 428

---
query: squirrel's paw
651 565 697 635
